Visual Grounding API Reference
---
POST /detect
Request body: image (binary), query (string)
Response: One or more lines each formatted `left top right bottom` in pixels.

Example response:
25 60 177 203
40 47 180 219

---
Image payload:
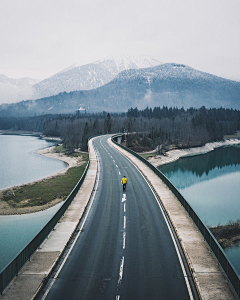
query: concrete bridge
0 135 239 299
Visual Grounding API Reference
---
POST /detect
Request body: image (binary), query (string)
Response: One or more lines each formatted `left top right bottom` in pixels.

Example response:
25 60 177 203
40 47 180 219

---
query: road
37 135 199 300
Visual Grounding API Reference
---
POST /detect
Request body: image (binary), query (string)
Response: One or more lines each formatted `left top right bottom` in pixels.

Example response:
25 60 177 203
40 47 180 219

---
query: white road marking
116 296 120 300
116 165 118 168
119 171 121 175
118 256 125 285
127 158 194 300
122 195 126 202
123 232 126 249
124 203 126 213
123 216 126 229
113 160 115 162
111 145 195 300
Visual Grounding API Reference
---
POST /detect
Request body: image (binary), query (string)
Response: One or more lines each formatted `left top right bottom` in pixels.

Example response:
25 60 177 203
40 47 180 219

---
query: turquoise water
0 203 62 272
0 135 66 271
159 145 240 274
0 134 67 190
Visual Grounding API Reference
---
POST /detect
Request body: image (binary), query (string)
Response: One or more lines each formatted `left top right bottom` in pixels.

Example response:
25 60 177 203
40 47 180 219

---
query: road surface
37 135 199 300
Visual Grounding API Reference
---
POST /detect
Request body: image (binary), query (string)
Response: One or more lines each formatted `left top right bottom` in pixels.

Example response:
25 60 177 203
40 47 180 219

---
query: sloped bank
0 146 88 215
147 139 240 167
147 139 240 251
210 222 240 249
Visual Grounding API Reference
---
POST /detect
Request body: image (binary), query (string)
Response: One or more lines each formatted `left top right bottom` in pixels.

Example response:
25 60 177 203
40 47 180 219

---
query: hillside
0 55 160 104
0 63 239 117
33 54 161 98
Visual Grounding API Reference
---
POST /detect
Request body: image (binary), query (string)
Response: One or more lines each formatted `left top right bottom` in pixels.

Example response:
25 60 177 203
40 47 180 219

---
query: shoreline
2 138 240 219
0 130 42 136
0 145 84 215
146 139 240 249
0 130 61 142
147 139 240 167
209 223 240 249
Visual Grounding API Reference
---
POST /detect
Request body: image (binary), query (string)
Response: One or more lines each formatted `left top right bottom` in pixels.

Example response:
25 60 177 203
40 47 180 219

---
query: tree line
0 106 240 152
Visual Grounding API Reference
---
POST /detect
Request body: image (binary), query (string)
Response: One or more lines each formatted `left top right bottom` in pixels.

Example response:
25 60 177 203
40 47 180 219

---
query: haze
0 0 240 81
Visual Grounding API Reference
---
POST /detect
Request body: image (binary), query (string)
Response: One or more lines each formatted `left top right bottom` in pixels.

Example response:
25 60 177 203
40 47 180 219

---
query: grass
2 155 88 208
209 221 240 248
139 153 157 160
54 145 89 159
224 130 240 140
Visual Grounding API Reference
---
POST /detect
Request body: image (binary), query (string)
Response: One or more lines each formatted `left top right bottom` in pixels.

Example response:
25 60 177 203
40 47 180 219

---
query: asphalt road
37 135 198 300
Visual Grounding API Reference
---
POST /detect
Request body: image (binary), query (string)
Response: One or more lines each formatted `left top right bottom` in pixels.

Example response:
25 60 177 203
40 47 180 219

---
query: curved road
37 135 199 300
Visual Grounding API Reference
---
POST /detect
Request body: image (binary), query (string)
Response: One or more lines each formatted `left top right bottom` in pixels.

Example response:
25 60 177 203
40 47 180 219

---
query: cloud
0 79 36 104
0 0 239 81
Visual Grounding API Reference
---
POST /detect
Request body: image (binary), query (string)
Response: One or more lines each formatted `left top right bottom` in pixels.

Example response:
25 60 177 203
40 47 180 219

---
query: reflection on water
159 145 240 274
159 145 240 189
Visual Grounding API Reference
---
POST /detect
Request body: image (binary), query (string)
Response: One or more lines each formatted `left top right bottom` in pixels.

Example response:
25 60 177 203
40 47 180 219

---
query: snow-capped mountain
1 63 240 117
33 55 161 98
0 75 40 104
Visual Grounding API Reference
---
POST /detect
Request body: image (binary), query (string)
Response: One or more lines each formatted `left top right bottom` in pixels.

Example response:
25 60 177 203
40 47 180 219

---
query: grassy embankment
1 146 89 209
209 221 240 249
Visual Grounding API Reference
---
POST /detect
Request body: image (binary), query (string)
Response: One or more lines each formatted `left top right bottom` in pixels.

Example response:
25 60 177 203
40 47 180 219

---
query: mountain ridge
0 63 239 117
33 54 161 98
0 55 161 104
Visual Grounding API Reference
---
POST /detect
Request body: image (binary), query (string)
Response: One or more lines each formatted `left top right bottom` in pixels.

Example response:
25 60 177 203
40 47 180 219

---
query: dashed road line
118 256 125 286
120 153 195 300
123 232 126 249
117 190 127 300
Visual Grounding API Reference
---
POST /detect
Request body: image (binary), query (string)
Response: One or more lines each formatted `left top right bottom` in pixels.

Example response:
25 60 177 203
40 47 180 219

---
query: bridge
0 135 239 299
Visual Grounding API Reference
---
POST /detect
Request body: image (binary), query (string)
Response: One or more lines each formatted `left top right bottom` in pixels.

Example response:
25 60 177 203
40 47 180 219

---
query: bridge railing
111 134 240 298
0 158 90 295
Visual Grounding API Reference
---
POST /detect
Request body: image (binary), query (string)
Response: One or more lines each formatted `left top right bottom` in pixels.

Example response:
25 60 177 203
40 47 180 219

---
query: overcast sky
1 0 240 81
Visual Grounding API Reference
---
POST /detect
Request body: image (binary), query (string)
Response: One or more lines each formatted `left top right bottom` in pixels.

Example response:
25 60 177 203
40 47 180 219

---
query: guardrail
111 134 240 299
0 157 90 294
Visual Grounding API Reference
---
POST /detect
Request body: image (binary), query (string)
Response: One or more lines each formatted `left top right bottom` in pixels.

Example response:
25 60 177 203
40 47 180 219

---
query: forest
0 106 240 152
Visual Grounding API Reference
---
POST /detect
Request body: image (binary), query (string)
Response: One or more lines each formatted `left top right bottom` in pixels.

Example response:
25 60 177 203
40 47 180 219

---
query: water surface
0 134 67 271
159 146 240 226
159 145 240 274
0 203 62 272
0 135 67 190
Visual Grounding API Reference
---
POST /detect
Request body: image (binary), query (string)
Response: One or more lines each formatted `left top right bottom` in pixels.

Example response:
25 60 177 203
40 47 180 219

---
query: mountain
0 75 39 104
1 63 240 117
33 54 161 98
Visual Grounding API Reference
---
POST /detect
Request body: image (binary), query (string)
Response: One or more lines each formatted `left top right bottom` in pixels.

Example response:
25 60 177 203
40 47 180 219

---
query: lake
159 145 240 275
0 134 67 190
0 134 66 271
